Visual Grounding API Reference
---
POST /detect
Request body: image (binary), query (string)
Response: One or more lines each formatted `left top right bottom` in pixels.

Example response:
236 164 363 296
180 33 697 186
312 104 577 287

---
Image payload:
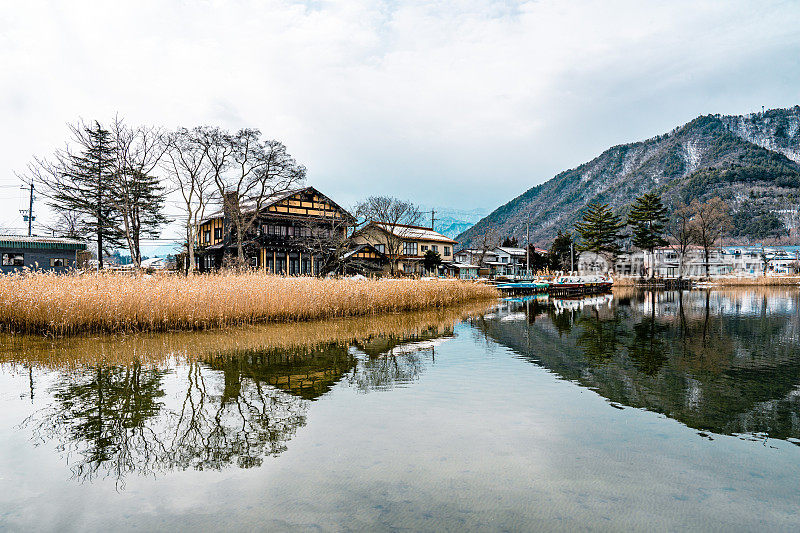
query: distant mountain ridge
456 106 800 248
423 206 488 239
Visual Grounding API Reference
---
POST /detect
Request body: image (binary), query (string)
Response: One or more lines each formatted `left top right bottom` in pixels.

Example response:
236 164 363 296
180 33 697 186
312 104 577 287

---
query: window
501 257 507 263
214 228 223 240
203 230 211 243
432 245 439 253
50 258 65 267
375 244 385 254
403 242 418 255
421 245 428 252
2 253 23 266
444 246 450 256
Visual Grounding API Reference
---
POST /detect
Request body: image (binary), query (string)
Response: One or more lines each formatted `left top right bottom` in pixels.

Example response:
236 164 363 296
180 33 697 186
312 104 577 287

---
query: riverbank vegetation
0 272 497 335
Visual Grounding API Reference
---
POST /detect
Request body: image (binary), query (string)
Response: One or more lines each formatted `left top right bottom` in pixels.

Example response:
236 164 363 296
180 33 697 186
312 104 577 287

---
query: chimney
223 191 239 237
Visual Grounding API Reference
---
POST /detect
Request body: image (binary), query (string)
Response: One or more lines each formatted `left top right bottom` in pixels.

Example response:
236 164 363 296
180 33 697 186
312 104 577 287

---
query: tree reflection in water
17 319 459 486
477 289 800 442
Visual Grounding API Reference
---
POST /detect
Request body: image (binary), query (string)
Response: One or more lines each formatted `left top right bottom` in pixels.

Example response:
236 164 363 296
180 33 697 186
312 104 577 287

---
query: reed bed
696 276 800 287
0 271 498 335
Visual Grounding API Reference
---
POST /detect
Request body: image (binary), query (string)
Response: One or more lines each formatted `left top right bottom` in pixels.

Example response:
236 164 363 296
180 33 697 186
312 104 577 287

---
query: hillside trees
575 202 625 265
627 193 668 277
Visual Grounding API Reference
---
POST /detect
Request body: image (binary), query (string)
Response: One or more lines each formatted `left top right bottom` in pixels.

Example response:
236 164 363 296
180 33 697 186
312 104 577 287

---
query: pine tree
627 193 668 277
45 121 123 268
575 202 624 259
112 168 170 267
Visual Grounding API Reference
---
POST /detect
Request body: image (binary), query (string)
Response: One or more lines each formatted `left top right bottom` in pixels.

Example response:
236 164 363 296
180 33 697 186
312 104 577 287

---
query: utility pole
430 208 435 230
19 179 35 236
570 240 574 273
526 222 530 275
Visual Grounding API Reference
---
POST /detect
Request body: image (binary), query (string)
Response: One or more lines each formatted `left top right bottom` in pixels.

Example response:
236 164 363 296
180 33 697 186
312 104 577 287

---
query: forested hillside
457 106 800 247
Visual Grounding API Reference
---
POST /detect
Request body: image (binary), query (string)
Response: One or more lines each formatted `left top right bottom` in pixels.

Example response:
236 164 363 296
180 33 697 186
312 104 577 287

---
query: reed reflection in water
5 304 478 486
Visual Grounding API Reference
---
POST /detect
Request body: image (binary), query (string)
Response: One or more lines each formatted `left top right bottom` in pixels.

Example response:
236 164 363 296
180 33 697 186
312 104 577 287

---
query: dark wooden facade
195 187 355 275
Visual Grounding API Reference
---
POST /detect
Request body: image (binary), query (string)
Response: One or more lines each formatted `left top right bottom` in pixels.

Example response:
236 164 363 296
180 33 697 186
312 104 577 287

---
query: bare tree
667 202 696 279
163 128 215 273
476 227 499 271
199 128 306 265
44 210 85 239
301 217 353 276
111 118 170 268
690 197 730 278
354 196 421 275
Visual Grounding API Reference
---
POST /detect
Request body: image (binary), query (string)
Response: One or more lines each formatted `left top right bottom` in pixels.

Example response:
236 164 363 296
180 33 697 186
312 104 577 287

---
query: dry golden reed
0 271 498 335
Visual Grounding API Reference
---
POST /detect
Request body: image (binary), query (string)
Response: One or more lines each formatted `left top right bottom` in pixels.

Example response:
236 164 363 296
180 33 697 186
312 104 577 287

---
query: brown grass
0 271 498 335
695 276 800 287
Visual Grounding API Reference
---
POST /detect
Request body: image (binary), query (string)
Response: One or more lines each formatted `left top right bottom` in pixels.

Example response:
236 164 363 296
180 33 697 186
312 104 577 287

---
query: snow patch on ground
684 140 701 175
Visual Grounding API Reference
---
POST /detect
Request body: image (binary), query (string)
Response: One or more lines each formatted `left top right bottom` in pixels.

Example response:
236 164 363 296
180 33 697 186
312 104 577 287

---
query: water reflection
475 289 800 442
5 305 476 485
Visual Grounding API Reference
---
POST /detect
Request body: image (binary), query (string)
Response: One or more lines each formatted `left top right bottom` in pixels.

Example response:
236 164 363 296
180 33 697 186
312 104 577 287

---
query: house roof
495 247 527 256
0 235 87 250
200 186 355 225
368 222 457 244
342 243 388 261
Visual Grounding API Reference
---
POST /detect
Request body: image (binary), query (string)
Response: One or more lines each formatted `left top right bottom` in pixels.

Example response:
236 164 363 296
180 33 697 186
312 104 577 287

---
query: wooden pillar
310 254 315 276
273 250 276 274
299 250 302 275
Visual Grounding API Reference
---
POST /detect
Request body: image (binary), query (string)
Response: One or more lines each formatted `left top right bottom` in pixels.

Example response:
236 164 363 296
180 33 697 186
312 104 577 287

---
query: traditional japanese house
350 222 457 275
195 186 356 274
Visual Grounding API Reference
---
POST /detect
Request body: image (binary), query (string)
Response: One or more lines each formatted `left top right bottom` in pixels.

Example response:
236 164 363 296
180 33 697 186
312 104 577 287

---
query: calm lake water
1 289 800 531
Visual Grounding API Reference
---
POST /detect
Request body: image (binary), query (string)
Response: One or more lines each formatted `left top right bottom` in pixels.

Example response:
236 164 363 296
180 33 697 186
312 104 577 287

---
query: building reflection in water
6 306 471 486
474 288 800 443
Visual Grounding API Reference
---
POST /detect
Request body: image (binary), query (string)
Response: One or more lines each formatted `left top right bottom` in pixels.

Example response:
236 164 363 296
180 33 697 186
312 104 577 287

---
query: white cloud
1 0 798 238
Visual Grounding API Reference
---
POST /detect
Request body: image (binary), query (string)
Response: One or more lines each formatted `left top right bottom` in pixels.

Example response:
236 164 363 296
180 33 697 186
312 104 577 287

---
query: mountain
456 106 800 248
421 206 489 239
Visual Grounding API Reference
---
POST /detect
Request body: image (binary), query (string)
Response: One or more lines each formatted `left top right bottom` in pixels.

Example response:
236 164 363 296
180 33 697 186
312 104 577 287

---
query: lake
1 289 799 531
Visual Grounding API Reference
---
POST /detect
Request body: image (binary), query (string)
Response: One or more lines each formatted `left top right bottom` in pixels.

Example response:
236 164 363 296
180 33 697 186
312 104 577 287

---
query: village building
351 222 457 276
578 245 800 278
0 235 87 273
195 186 356 275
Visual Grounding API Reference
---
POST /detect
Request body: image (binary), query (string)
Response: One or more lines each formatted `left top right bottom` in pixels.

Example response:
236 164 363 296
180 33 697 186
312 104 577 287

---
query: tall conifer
45 121 123 267
627 193 668 277
575 202 625 260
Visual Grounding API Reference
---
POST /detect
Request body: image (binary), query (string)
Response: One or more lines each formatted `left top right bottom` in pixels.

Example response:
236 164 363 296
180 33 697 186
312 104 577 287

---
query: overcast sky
1 0 799 243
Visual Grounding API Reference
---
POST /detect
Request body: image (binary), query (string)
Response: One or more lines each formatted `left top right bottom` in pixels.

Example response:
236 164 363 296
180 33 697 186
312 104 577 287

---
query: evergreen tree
423 249 442 274
548 231 574 271
112 168 170 267
574 202 624 260
44 121 123 268
627 193 668 277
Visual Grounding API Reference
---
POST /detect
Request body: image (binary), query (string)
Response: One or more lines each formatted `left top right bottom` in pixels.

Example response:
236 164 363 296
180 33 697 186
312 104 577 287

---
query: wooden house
350 222 457 275
195 186 356 274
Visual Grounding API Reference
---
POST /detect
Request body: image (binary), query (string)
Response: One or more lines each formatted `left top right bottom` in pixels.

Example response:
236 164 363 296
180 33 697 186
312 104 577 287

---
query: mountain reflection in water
474 289 800 443
3 306 469 486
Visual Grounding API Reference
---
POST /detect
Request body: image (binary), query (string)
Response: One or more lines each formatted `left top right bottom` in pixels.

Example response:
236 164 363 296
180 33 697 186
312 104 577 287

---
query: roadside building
351 222 457 276
195 186 355 275
0 235 87 273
